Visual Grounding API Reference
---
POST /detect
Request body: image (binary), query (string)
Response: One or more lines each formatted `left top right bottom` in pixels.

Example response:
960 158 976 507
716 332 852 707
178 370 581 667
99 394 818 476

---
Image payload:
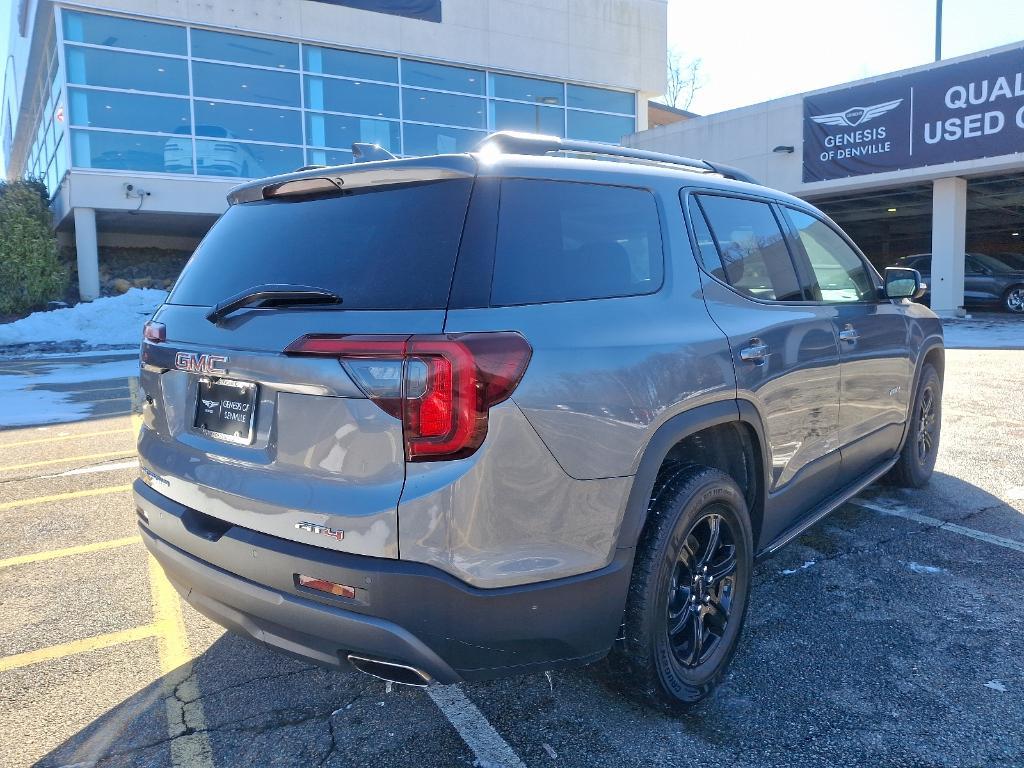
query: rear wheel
885 363 941 488
612 465 753 711
1004 285 1024 314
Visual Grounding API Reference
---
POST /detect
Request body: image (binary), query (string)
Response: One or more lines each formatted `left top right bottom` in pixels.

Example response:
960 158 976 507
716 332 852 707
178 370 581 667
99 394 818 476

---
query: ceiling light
1013 232 1020 237
887 207 897 213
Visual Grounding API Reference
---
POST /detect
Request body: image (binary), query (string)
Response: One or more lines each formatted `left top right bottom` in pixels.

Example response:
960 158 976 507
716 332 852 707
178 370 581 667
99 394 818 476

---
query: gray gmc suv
136 132 944 710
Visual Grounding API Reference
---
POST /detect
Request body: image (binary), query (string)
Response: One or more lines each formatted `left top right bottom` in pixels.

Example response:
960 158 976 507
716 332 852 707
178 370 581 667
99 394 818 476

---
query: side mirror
884 267 926 300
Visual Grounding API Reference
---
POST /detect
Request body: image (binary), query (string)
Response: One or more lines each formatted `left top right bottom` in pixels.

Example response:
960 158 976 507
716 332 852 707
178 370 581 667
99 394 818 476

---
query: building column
930 177 967 317
73 207 100 301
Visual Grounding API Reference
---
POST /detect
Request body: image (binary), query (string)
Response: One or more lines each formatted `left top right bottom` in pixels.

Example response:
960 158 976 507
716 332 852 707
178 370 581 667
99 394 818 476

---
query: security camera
123 182 135 196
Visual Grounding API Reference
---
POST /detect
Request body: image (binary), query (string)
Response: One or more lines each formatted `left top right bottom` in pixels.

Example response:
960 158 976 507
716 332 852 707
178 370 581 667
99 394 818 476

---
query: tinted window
192 61 300 106
566 84 635 114
696 195 803 301
686 198 725 278
170 180 473 308
65 46 188 94
491 180 663 305
194 102 301 145
71 129 191 174
783 208 875 302
305 76 399 118
490 101 564 136
306 148 353 166
304 46 398 82
402 61 484 94
306 113 400 153
402 90 485 128
489 73 563 105
68 88 190 134
193 141 302 178
63 11 186 55
402 123 484 155
566 110 634 143
191 29 298 69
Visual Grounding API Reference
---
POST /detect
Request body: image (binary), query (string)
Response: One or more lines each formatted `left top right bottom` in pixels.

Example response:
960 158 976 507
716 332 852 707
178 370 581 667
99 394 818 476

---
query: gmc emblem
175 352 228 376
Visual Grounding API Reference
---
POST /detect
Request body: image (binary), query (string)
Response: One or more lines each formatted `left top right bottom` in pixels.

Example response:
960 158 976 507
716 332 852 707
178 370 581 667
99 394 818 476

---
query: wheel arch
899 340 944 451
618 400 769 553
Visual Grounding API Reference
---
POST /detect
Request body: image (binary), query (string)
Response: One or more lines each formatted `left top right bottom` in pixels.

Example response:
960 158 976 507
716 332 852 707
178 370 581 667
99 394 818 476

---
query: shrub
0 177 66 314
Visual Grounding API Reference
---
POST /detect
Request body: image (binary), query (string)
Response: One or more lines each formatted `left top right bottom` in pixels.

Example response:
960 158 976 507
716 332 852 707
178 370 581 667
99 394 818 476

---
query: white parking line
852 498 1024 554
427 684 526 768
49 459 139 478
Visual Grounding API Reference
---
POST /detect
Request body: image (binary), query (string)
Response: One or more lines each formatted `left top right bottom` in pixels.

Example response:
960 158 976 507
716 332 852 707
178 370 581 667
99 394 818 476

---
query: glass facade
25 37 66 197
58 8 638 180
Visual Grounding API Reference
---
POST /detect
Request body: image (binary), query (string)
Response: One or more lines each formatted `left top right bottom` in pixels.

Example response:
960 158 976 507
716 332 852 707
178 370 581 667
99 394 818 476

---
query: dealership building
628 42 1024 317
2 0 667 300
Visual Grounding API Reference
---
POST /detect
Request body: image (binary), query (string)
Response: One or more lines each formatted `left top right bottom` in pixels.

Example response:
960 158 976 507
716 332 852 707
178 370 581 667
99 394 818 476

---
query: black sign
803 46 1024 182
309 0 441 23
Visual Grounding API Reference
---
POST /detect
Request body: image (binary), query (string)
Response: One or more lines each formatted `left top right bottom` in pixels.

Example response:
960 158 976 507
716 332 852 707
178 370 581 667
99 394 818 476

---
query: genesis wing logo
810 98 903 128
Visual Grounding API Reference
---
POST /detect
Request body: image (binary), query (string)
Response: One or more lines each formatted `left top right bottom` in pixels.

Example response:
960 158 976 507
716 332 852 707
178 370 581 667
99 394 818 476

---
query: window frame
488 177 667 308
777 204 884 306
680 188 811 305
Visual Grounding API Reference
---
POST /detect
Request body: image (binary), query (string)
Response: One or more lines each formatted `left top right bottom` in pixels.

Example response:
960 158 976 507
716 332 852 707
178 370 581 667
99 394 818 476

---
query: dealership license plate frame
193 376 259 446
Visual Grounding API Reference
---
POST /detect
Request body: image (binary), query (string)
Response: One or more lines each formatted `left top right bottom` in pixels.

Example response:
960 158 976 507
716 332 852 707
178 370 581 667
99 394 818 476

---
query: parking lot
0 345 1022 768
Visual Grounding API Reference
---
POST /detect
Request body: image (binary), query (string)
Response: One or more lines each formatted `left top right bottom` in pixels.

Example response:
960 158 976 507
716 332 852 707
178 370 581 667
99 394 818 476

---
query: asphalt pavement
0 347 1021 768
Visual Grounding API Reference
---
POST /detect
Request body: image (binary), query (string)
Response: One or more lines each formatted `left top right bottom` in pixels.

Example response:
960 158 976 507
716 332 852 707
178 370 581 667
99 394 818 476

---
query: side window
490 179 663 306
686 197 726 280
783 208 876 303
695 194 803 301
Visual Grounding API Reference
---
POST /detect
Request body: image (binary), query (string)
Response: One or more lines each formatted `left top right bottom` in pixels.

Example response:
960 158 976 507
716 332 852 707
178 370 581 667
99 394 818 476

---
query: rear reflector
143 321 166 343
285 332 532 461
297 575 356 599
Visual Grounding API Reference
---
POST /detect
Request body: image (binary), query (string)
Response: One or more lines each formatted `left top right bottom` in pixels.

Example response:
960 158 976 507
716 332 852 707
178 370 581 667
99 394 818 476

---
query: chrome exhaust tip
347 654 432 687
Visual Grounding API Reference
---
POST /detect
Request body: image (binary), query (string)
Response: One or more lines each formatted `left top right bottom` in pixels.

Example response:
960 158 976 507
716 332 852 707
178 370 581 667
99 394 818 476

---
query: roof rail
476 131 759 185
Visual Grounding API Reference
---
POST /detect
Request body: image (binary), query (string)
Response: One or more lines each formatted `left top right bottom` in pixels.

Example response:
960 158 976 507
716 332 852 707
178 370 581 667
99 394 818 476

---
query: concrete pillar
73 207 100 301
930 177 967 317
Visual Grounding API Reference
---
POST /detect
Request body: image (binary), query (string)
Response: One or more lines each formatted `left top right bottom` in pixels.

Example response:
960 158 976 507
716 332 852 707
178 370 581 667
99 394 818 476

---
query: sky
668 0 1024 115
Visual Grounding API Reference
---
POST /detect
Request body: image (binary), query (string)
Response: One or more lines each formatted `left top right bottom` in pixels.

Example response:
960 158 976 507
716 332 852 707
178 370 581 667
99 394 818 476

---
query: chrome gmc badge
175 351 228 376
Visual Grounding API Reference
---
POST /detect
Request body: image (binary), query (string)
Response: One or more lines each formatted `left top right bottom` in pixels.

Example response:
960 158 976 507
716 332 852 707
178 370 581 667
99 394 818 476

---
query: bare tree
663 48 702 110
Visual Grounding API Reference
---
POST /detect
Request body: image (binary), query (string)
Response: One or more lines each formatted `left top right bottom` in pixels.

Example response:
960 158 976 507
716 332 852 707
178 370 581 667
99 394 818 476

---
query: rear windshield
169 179 473 309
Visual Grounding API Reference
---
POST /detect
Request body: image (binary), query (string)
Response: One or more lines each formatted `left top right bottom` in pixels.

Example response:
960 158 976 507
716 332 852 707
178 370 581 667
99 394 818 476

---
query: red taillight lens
143 321 166 343
285 332 532 461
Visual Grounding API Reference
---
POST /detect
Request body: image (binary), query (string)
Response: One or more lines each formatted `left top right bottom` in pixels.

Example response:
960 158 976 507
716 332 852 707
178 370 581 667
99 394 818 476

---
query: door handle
839 325 859 344
739 339 769 364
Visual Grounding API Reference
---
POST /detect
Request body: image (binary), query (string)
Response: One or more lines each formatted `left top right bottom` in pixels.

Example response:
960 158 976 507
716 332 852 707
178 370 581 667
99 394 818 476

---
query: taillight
285 333 532 461
143 321 166 343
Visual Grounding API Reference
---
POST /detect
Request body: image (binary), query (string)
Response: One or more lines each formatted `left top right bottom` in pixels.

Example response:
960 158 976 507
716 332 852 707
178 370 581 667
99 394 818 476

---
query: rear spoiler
227 154 477 205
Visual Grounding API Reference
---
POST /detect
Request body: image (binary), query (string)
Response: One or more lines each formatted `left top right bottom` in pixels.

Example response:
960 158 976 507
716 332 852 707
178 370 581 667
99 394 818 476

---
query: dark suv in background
136 132 943 711
897 252 1024 313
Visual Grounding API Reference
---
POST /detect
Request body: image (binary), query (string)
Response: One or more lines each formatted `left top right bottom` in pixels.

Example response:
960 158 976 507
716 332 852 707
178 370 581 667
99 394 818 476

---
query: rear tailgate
138 157 476 559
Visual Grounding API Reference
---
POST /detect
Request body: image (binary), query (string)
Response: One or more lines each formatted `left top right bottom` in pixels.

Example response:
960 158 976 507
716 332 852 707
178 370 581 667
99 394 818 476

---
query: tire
1004 285 1024 314
611 465 753 712
885 363 941 488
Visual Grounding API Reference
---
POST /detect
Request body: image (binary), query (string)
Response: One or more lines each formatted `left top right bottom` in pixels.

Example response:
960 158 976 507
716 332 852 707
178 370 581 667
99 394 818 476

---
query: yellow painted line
148 554 215 767
0 484 132 512
0 625 158 673
0 428 135 448
0 450 135 472
0 536 141 570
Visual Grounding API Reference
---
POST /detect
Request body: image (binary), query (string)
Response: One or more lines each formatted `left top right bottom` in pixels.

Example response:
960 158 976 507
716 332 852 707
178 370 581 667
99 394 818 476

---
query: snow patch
0 289 166 350
905 561 946 575
781 560 816 575
985 680 1008 692
942 318 1024 350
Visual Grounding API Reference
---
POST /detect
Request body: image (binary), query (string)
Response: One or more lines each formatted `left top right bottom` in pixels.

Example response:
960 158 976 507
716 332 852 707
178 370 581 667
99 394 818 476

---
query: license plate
194 377 258 445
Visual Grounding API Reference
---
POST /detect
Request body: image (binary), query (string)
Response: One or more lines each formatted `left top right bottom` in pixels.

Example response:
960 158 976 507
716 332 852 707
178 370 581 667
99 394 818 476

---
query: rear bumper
134 479 631 683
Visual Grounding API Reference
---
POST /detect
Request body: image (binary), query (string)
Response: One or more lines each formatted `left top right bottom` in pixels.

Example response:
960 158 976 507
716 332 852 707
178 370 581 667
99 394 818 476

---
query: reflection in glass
68 88 190 134
307 148 354 166
305 113 399 152
62 11 186 55
194 139 302 177
304 46 398 82
566 110 635 143
403 123 485 156
566 84 635 115
402 90 485 128
192 61 300 107
305 77 399 118
71 128 192 173
490 101 564 136
191 29 298 69
65 46 189 95
402 60 484 94
194 101 301 145
489 73 563 105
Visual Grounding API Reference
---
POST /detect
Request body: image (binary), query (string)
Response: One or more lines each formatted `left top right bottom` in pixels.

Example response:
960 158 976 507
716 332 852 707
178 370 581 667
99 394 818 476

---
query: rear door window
490 179 663 306
692 194 803 302
169 179 473 309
